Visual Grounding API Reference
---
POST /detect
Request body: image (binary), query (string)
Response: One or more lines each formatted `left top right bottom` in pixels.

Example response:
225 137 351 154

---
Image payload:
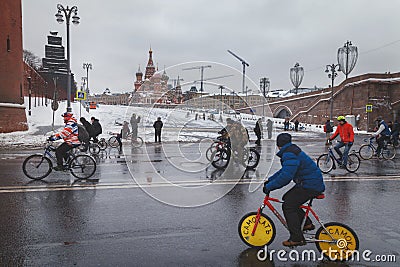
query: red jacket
53 117 81 146
329 122 354 143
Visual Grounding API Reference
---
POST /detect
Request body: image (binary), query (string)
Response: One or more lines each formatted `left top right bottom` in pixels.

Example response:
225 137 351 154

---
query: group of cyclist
49 113 102 171
327 115 398 167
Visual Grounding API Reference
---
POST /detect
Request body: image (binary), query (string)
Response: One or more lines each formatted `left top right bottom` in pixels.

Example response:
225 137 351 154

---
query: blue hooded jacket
265 142 325 193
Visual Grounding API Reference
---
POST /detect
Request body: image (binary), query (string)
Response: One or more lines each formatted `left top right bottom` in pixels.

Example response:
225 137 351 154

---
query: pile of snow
0 98 329 148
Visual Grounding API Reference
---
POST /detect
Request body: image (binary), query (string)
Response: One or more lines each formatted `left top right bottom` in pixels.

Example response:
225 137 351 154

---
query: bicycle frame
252 195 336 244
42 142 77 166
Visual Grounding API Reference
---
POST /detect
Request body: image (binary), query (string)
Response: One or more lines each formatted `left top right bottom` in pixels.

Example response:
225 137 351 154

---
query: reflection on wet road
0 132 399 266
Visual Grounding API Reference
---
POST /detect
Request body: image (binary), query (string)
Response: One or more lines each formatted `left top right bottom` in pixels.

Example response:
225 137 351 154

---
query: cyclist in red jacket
327 116 354 168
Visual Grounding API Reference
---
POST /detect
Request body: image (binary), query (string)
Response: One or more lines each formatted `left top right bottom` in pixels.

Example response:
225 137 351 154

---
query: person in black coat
254 118 263 145
80 117 96 139
153 117 163 143
91 117 102 143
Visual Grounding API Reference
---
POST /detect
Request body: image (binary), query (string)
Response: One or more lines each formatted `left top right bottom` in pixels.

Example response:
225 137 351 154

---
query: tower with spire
132 47 170 104
144 47 155 80
134 65 143 91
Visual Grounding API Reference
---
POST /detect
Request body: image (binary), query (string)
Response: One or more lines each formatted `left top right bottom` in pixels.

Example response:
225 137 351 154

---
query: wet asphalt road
0 131 399 266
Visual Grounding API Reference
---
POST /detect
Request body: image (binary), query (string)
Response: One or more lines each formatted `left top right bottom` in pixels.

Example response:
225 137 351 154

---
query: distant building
132 48 170 104
38 32 76 101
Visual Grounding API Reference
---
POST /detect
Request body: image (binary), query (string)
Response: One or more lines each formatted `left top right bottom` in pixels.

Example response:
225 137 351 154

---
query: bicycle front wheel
246 149 260 170
131 136 143 148
359 144 374 160
382 145 396 160
108 136 119 148
238 212 276 248
22 155 52 180
206 142 218 161
345 153 360 173
69 155 97 179
211 148 230 169
315 222 359 261
317 154 334 174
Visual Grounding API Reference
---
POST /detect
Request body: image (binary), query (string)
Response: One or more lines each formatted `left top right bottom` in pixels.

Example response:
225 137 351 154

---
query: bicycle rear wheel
69 155 96 179
211 148 230 169
22 155 52 180
98 138 108 150
317 154 334 173
238 212 276 248
131 136 143 148
246 149 260 170
345 153 360 173
89 143 100 155
358 144 374 160
315 222 359 261
382 145 396 160
108 136 119 148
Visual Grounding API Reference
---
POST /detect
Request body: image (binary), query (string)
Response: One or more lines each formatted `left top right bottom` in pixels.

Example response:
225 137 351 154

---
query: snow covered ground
0 98 329 148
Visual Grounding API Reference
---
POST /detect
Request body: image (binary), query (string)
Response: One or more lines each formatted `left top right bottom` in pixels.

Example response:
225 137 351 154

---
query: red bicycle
238 193 359 261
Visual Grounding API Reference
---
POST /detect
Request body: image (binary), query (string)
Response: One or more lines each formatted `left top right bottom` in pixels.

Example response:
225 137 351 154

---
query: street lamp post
259 77 270 118
337 40 358 79
83 63 92 95
290 63 304 95
325 63 341 121
55 4 80 113
27 77 32 116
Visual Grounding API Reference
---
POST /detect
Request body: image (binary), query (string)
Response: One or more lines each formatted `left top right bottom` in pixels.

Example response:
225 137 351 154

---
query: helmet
337 115 346 121
375 116 382 122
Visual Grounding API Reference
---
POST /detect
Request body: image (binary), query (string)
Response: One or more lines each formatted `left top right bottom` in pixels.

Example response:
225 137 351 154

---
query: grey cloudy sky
22 0 400 95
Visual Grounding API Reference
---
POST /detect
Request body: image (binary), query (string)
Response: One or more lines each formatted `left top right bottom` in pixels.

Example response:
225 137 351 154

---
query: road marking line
1 175 400 193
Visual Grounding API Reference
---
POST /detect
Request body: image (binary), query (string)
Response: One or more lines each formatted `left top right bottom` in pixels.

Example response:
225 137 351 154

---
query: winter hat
277 133 292 147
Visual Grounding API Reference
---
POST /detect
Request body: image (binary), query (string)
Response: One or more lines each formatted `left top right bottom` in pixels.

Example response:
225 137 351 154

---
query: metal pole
330 74 334 121
28 77 32 116
66 18 71 112
242 62 246 94
262 80 265 118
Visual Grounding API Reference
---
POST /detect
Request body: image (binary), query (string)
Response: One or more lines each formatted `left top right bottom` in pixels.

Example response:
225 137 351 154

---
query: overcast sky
22 0 400 95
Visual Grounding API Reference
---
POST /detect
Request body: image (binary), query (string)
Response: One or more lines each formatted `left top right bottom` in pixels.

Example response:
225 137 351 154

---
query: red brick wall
0 0 27 133
269 72 400 132
0 106 28 132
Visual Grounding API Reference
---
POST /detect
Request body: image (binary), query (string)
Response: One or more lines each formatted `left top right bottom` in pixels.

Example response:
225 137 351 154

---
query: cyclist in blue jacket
263 133 325 247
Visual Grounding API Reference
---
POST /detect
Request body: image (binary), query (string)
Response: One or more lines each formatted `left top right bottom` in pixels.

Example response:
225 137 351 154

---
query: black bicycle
23 141 97 180
211 144 260 170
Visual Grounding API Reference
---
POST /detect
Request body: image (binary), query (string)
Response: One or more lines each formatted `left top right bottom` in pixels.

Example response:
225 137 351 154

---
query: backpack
325 123 333 133
78 124 90 143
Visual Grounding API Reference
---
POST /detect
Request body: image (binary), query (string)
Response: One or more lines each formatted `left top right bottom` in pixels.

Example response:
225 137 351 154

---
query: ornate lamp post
55 4 80 113
325 64 341 121
259 77 270 118
83 63 92 95
290 63 304 95
337 40 358 79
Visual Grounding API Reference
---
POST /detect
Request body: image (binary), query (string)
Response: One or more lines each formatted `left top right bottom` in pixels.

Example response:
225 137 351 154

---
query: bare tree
23 49 42 70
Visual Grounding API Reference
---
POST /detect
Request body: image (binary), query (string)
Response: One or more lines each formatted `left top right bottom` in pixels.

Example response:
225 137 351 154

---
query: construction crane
193 74 234 84
227 50 249 94
182 65 212 93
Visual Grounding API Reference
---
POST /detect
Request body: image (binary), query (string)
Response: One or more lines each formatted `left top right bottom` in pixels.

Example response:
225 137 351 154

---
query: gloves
348 142 353 146
47 136 55 141
263 181 270 195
